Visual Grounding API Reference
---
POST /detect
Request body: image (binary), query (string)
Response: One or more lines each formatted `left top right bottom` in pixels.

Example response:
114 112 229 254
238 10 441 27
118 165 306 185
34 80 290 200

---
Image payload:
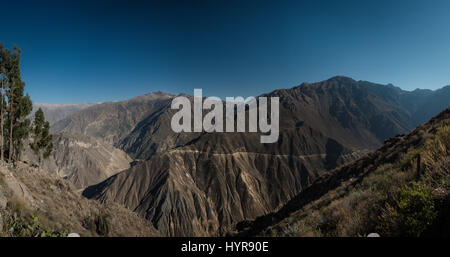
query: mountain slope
52 92 174 145
118 76 422 160
22 133 132 189
235 107 450 237
53 77 450 160
31 103 96 125
0 163 159 237
406 85 450 126
262 76 412 150
84 128 361 236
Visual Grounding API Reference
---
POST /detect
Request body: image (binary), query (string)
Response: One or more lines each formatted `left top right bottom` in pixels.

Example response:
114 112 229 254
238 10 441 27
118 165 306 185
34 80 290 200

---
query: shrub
5 198 67 237
95 214 110 236
6 198 29 217
398 149 421 171
5 212 67 237
396 182 437 236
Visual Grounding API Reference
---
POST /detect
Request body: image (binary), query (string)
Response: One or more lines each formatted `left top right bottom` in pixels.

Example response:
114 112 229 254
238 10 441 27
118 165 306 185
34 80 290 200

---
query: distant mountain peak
326 75 357 83
147 91 172 96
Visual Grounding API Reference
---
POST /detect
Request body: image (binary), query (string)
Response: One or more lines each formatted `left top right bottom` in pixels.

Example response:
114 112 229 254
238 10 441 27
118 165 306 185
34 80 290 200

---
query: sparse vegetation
263 121 449 237
4 212 68 237
95 214 110 236
398 149 421 171
0 164 159 237
396 182 436 236
3 198 68 237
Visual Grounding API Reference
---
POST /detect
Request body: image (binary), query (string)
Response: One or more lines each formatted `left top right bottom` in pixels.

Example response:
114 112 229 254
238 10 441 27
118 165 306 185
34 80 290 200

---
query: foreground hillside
235 108 450 237
0 163 159 236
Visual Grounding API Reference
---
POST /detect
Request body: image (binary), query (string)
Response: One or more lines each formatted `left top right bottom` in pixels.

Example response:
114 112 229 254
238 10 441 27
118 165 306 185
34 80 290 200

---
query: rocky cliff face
52 92 174 145
84 137 361 236
22 133 132 189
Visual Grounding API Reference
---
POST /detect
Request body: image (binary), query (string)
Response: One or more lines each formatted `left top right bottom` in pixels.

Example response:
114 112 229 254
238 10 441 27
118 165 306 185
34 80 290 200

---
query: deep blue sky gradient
1 0 450 103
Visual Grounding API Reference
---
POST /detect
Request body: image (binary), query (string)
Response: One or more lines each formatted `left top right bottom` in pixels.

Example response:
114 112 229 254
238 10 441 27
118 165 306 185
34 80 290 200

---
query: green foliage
279 138 445 237
362 164 396 193
0 43 33 162
4 198 68 237
398 149 421 171
30 108 53 164
396 182 437 236
5 212 68 237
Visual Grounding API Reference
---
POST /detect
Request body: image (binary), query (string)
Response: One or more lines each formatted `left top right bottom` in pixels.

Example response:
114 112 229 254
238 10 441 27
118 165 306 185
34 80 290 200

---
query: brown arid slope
21 133 132 189
52 92 175 145
264 77 412 150
54 77 430 160
31 103 96 125
0 163 159 237
117 76 421 160
234 107 450 237
84 141 361 236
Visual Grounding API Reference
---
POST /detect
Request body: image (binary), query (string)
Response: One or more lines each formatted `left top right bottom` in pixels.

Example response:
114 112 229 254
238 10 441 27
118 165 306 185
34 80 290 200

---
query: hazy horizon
31 75 450 105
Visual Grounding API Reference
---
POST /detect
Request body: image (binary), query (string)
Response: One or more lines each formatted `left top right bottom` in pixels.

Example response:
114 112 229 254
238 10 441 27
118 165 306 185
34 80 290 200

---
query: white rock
67 233 81 237
367 233 380 237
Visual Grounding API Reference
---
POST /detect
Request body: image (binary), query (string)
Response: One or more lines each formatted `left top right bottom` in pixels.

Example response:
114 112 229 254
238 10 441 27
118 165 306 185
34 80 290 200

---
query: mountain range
24 76 450 236
31 103 96 125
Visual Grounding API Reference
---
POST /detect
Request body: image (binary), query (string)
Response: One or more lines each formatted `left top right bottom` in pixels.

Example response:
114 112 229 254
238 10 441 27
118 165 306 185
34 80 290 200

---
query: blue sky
1 0 450 104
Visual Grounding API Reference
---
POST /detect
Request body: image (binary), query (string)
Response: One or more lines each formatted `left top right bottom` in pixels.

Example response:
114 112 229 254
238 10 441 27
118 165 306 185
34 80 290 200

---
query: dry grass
270 124 449 237
0 164 159 237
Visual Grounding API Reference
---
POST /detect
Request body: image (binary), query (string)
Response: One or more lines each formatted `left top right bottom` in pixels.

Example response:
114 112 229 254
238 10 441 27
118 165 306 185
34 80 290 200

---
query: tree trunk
8 99 13 163
0 78 3 163
416 154 421 179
